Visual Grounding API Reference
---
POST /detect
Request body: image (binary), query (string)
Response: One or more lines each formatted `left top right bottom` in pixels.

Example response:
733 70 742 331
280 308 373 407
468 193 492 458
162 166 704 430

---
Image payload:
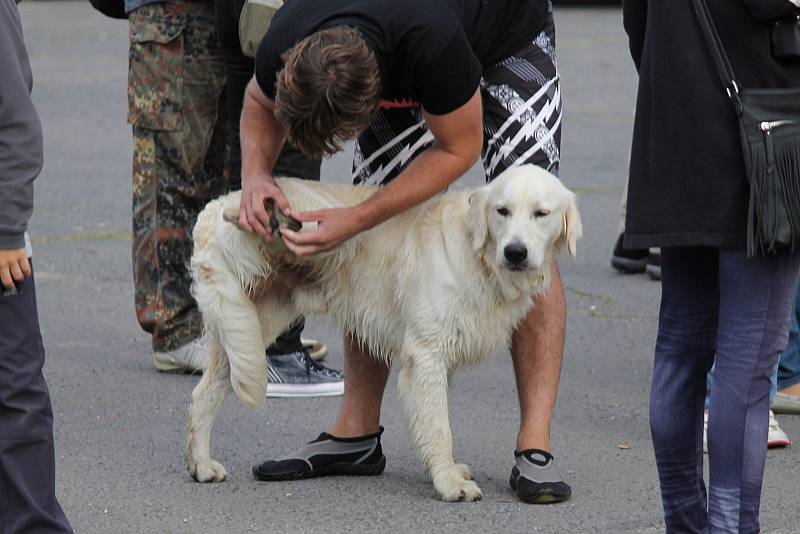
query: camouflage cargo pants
128 1 228 352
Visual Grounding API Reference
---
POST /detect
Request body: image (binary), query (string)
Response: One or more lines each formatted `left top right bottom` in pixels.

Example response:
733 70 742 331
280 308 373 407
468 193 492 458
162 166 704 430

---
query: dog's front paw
433 469 483 502
189 459 228 483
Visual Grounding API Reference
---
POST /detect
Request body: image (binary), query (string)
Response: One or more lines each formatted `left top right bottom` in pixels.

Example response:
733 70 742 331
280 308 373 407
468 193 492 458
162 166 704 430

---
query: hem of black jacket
623 232 746 250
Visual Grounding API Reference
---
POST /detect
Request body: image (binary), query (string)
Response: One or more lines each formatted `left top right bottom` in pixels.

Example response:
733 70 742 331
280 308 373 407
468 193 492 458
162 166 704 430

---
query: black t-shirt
255 0 550 115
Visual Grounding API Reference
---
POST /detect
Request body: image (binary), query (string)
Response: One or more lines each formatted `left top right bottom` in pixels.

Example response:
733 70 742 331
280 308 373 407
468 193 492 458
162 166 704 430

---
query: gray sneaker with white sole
266 350 344 398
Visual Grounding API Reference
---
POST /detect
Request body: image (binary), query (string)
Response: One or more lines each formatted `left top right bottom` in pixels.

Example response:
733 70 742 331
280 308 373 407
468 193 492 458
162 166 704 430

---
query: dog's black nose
504 243 528 264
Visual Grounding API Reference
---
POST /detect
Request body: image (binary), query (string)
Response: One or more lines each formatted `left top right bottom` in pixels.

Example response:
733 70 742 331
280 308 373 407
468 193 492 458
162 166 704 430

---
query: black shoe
509 449 572 504
253 427 386 481
611 233 649 273
646 249 661 281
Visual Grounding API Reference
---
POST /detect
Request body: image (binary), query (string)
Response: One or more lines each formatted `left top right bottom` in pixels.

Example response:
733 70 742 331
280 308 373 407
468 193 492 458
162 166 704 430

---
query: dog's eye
534 209 550 218
496 207 510 217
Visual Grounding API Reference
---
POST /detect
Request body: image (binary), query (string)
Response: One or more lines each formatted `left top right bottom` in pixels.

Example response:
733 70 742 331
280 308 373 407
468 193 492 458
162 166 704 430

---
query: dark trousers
214 0 319 353
0 267 72 534
650 247 800 534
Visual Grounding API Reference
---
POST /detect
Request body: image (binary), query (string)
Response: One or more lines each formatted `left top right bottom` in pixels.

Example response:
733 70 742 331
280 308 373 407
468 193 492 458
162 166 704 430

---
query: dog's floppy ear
561 192 583 257
467 187 490 251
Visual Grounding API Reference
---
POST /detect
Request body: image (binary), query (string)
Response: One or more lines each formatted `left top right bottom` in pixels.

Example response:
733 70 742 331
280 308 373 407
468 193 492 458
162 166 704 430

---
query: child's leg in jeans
0 264 72 533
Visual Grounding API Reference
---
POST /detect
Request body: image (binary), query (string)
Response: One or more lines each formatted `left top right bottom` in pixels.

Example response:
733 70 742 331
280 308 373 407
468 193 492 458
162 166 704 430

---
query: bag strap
690 0 743 110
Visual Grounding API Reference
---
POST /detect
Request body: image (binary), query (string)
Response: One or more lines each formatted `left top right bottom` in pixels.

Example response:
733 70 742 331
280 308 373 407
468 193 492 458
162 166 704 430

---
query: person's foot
768 409 791 447
772 384 800 414
266 350 344 397
611 233 649 273
509 449 572 504
253 428 386 481
152 337 207 373
704 409 790 452
645 249 661 281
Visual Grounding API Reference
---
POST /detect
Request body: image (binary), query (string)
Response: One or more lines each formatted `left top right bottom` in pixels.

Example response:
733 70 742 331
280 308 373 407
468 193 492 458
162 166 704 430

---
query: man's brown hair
274 27 382 160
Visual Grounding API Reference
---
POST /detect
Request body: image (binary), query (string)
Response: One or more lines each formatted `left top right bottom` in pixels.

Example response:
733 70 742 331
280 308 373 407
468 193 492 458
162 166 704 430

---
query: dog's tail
195 270 269 409
192 200 269 410
223 332 267 410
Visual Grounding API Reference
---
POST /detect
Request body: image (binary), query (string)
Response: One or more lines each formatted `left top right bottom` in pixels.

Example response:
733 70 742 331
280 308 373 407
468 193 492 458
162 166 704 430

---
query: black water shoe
253 427 386 481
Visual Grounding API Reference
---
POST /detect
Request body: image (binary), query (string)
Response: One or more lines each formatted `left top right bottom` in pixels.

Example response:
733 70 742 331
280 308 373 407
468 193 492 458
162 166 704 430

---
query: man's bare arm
239 78 290 239
282 88 483 255
358 88 484 230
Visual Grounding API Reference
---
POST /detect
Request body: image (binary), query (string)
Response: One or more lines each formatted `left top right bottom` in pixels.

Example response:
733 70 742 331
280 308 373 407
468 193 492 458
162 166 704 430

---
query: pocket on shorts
127 12 185 131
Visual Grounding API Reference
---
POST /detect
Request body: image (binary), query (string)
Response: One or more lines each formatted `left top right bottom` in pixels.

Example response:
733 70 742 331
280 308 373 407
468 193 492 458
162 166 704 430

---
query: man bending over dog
239 0 570 504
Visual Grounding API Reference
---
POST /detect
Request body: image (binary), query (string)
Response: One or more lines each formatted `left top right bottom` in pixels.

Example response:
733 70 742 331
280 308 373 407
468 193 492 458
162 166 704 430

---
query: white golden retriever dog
186 164 581 502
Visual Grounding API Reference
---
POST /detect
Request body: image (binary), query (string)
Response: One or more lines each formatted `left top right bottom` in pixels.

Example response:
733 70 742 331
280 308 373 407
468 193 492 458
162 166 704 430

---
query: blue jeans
777 281 800 391
706 279 800 405
650 247 800 534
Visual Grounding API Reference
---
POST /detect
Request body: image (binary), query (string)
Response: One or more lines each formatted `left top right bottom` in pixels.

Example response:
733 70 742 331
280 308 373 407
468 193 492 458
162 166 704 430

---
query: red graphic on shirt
379 98 419 110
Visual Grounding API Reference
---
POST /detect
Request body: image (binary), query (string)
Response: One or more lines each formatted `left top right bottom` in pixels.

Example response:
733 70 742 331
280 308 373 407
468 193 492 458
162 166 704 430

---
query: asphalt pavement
15 2 800 533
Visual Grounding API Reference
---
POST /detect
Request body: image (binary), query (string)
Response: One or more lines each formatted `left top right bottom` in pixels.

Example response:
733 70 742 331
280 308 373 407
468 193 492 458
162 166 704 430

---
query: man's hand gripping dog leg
225 196 302 237
281 206 364 256
238 173 292 240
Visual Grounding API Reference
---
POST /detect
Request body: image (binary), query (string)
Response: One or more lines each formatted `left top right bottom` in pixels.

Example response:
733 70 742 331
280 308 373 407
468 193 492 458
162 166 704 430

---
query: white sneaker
704 409 791 453
152 337 208 373
768 410 791 448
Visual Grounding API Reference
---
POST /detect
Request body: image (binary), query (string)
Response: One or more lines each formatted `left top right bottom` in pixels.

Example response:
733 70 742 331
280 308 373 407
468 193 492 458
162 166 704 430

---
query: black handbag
692 0 800 256
88 0 127 19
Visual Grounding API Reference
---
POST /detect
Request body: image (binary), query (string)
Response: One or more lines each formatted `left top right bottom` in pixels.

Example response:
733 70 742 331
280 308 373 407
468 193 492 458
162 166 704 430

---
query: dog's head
467 165 582 281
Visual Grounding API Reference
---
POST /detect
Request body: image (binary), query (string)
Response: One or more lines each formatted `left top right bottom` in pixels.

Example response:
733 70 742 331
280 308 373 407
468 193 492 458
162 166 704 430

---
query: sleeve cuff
0 232 26 251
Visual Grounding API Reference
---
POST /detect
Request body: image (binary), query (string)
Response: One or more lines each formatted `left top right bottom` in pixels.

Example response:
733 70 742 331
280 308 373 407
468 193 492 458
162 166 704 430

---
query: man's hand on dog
0 248 31 289
281 207 363 256
239 174 291 240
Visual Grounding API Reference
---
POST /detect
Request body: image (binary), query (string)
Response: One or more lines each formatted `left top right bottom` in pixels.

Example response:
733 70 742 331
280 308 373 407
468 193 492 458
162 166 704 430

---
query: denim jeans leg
777 280 800 391
651 247 718 534
705 282 796 409
706 249 800 534
707 362 780 407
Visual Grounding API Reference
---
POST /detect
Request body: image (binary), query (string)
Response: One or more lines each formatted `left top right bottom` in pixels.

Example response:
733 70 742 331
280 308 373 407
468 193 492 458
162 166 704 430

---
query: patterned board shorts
352 18 561 186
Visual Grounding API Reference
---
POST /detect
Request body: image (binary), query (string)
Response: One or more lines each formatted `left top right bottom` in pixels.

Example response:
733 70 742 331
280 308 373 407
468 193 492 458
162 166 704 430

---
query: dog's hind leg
186 335 231 483
397 343 482 502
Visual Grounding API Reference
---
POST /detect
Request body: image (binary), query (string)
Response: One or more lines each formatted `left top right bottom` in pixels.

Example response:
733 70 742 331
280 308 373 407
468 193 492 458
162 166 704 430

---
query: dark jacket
622 0 800 249
0 0 43 251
